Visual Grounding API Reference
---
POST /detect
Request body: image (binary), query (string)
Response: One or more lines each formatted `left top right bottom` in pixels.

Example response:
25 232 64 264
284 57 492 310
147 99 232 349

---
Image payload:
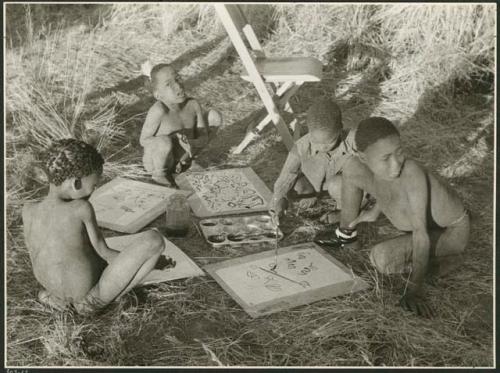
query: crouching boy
316 117 469 317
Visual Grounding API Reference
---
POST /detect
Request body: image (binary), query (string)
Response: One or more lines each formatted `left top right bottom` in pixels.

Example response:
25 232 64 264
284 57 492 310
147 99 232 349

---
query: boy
269 98 356 224
22 139 167 314
316 117 469 318
140 63 222 186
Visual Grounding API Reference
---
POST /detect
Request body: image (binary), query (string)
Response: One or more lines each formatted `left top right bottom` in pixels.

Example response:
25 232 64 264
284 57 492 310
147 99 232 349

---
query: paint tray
198 213 283 247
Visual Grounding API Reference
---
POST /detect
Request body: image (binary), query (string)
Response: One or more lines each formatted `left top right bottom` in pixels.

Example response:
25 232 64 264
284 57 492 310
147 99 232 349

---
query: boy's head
355 117 405 180
150 63 185 104
306 99 343 153
43 138 104 199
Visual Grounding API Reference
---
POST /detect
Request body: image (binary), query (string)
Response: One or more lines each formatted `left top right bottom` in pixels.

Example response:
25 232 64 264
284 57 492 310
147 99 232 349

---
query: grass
4 3 495 367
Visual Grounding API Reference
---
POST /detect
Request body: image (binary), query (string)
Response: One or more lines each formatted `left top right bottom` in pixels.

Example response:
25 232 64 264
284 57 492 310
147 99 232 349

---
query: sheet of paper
106 234 204 284
215 248 353 306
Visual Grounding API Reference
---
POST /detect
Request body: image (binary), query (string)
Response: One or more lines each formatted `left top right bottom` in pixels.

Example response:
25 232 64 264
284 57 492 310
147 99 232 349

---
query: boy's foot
38 290 68 311
152 175 174 188
207 109 223 128
314 225 358 249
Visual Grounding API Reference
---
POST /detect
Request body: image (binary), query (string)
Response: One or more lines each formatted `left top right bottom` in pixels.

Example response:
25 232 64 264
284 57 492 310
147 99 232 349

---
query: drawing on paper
204 242 369 317
89 177 186 233
106 234 204 284
181 168 271 216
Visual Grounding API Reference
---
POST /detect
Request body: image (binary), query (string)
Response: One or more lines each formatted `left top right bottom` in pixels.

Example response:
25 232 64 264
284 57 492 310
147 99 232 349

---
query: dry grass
4 3 494 368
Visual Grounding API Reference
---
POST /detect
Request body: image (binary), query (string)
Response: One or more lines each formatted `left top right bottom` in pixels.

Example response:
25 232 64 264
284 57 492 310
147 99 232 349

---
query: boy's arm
271 148 302 212
339 159 365 230
77 201 120 262
139 104 163 147
192 100 209 139
403 162 430 295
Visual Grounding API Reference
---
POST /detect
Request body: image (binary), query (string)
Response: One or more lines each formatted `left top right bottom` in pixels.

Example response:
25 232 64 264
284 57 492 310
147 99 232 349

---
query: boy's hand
269 198 288 226
298 196 317 210
348 204 379 228
399 293 435 318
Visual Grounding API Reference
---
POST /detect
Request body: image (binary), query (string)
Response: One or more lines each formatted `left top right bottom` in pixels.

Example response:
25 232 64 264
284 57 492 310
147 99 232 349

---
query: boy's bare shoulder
343 156 369 178
401 159 426 183
148 101 168 116
67 199 95 219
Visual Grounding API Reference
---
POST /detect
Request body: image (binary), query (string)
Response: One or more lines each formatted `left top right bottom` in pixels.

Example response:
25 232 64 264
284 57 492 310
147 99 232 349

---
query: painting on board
89 177 191 234
106 234 204 284
176 167 273 218
204 242 369 318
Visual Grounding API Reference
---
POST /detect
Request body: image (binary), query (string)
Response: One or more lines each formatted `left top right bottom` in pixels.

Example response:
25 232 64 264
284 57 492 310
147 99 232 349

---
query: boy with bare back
22 139 167 314
140 62 222 186
269 98 356 224
316 117 469 317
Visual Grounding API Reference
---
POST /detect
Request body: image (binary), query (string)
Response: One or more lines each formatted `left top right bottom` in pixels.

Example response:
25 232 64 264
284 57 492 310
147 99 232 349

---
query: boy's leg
369 234 413 274
370 215 470 276
147 136 175 185
292 174 316 196
38 289 69 311
73 230 165 314
428 213 470 276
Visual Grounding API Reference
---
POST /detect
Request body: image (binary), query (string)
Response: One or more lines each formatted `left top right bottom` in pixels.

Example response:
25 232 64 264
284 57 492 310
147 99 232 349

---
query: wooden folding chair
214 4 323 154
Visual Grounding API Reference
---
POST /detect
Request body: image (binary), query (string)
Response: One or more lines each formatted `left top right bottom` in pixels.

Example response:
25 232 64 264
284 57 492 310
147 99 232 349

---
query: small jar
165 194 190 237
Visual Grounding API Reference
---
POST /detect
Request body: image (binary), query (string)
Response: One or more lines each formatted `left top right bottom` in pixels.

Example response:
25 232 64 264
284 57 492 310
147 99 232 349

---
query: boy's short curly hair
43 138 104 186
306 98 343 136
354 117 400 152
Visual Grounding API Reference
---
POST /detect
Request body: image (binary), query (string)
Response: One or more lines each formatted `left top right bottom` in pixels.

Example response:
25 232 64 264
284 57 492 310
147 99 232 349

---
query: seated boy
22 139 167 314
316 117 470 318
269 98 356 224
140 62 222 186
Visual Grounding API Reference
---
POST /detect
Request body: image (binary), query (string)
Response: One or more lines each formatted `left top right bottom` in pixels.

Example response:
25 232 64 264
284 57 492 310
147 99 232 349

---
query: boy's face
153 67 185 104
359 135 405 180
309 128 340 153
66 172 101 200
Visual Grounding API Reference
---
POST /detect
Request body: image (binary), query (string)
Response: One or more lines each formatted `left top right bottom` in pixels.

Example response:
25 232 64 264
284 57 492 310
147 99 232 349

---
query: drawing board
176 167 272 218
89 177 191 233
106 234 204 284
204 242 369 318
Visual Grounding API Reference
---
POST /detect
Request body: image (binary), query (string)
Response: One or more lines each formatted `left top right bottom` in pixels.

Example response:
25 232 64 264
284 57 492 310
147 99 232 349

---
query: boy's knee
326 176 342 197
144 229 165 254
369 243 409 275
294 177 314 195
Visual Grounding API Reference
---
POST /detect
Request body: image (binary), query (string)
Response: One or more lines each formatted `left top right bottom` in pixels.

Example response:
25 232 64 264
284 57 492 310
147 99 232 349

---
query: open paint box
198 214 284 247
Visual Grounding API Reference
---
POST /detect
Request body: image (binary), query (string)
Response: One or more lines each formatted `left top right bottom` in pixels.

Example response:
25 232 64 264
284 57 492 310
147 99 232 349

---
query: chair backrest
214 4 265 58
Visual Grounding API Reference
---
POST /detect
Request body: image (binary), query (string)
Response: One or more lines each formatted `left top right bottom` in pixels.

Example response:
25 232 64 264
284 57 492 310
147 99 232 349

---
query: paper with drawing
180 168 272 217
89 177 187 233
215 248 353 305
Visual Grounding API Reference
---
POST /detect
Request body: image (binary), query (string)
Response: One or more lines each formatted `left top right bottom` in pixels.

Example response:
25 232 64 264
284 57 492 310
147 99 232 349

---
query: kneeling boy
269 99 356 223
22 139 166 314
317 117 469 317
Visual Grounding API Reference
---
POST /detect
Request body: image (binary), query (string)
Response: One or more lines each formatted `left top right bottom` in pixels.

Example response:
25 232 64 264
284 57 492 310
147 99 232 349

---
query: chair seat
241 57 323 83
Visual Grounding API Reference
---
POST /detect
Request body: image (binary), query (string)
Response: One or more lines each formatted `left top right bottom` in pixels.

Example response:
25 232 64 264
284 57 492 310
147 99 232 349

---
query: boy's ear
357 151 368 164
72 178 82 191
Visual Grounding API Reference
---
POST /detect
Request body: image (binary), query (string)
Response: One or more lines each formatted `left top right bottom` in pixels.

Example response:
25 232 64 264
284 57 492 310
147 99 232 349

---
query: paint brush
269 216 279 271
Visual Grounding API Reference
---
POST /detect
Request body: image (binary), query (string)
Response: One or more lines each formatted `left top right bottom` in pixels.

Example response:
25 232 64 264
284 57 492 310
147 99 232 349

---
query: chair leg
232 113 272 154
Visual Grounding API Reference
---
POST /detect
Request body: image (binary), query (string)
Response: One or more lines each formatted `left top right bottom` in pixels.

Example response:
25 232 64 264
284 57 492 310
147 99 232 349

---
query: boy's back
22 199 106 301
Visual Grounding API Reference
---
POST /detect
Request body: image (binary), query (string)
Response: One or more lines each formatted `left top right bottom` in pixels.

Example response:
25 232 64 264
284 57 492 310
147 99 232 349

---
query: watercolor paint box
198 214 283 247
